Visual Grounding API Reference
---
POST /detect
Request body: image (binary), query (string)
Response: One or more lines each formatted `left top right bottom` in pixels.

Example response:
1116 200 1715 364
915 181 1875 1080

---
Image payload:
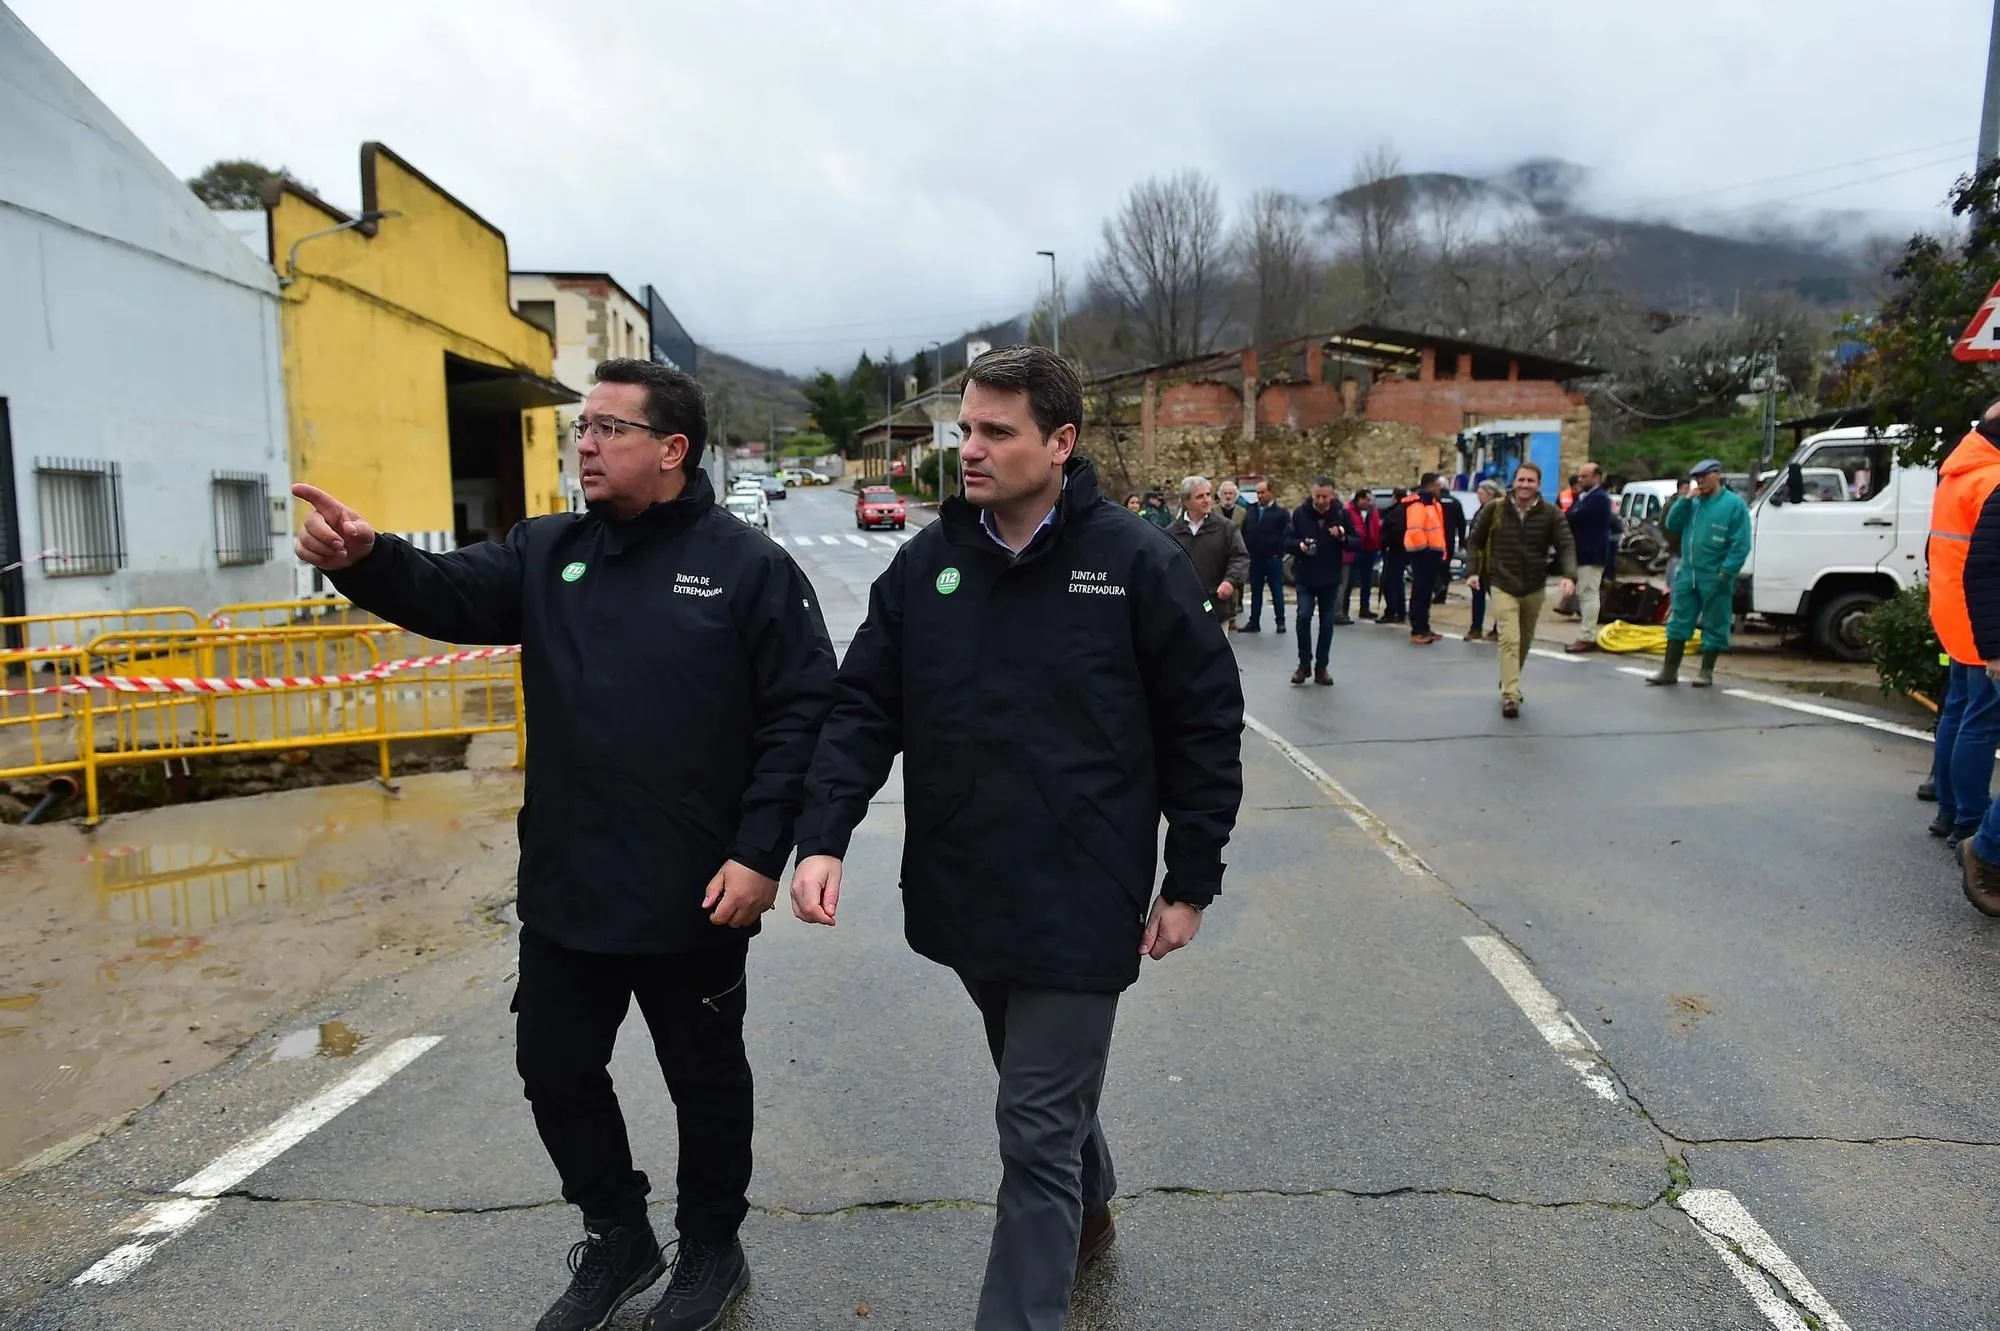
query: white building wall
0 7 291 619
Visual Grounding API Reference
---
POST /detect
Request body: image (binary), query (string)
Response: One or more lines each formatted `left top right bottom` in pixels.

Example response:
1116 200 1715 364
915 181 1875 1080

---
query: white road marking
1527 647 1586 664
872 534 901 548
1248 712 1847 1327
1243 714 1428 874
1678 1189 1852 1331
1616 665 1655 678
1720 687 1934 742
72 1036 440 1287
1461 936 1617 1102
820 535 843 547
845 535 870 547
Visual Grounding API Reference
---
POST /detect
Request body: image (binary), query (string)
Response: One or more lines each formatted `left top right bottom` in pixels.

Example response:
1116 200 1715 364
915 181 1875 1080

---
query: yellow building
263 143 573 579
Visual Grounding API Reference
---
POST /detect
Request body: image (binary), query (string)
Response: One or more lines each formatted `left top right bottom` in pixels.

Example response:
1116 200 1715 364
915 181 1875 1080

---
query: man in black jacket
294 359 835 1331
1239 477 1291 633
788 346 1243 1331
1378 487 1410 623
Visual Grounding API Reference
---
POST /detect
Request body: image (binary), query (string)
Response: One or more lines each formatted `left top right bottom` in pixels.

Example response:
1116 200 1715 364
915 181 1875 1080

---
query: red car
855 485 906 530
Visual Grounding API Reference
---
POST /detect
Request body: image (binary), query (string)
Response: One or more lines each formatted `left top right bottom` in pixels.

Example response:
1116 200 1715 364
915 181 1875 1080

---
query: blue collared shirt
978 487 1062 556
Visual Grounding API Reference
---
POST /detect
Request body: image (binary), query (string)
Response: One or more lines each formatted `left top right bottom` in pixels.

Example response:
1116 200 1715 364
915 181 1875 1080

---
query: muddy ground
0 741 522 1177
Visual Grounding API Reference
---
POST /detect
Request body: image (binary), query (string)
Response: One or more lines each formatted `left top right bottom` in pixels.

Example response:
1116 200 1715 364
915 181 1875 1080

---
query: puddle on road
271 1019 365 1061
0 768 523 1174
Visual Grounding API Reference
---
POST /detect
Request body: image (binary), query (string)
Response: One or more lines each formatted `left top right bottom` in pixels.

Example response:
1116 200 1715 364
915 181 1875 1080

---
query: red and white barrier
0 645 520 699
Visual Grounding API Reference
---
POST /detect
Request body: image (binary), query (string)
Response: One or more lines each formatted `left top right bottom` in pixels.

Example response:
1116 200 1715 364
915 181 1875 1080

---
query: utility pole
1759 335 1784 473
1981 0 2000 169
884 347 894 485
1037 250 1059 356
929 339 947 500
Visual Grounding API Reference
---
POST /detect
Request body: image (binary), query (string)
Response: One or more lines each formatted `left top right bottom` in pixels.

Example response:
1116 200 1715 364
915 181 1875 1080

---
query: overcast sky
13 0 1992 375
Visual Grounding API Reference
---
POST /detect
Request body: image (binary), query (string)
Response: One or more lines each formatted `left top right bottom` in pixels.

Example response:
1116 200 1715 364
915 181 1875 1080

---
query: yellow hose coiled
1595 620 1702 654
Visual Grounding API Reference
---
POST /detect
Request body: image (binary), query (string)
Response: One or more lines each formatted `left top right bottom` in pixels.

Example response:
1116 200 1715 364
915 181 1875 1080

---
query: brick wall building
1081 325 1598 504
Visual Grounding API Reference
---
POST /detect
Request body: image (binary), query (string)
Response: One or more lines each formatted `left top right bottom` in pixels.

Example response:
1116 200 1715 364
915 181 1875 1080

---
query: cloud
11 0 1989 373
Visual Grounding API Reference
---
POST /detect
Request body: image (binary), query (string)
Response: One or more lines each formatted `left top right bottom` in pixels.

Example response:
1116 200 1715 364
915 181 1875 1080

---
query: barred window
211 471 271 566
35 458 125 577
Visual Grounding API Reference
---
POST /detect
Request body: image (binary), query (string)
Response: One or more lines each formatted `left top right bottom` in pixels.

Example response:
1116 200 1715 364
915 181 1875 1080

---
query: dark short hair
1311 475 1336 490
1516 461 1543 480
593 358 707 475
1392 486 1408 499
1420 471 1439 487
1352 487 1370 500
962 345 1082 440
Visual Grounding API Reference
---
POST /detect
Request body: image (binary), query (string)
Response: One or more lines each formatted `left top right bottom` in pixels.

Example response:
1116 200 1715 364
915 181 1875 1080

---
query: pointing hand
293 484 377 571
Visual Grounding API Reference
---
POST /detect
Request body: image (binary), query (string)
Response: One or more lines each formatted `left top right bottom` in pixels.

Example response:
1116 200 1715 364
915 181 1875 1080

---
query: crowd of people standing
1129 459 1665 722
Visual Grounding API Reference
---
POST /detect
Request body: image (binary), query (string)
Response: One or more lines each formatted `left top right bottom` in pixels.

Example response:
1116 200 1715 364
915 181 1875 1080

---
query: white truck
1735 425 1933 661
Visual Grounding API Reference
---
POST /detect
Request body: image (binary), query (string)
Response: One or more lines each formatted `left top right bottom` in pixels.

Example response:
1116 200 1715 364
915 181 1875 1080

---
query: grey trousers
962 977 1120 1331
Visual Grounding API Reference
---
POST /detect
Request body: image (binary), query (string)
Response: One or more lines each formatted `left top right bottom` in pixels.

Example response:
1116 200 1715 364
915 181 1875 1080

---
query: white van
1737 426 1933 660
1618 480 1679 526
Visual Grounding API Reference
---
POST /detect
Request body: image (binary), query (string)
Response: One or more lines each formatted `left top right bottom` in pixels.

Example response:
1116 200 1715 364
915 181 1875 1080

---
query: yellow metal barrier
1 607 201 653
2 607 528 824
0 647 89 785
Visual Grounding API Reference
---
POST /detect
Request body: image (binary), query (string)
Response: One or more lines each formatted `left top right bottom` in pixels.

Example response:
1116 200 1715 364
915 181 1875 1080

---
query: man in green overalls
1649 458 1751 688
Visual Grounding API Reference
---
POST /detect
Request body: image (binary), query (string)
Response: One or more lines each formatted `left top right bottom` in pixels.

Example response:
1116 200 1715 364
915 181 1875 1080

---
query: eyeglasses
570 415 664 443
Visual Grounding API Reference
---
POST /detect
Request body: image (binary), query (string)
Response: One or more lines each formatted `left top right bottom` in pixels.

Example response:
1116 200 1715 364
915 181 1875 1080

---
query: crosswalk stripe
846 535 870 548
872 534 900 548
821 535 843 546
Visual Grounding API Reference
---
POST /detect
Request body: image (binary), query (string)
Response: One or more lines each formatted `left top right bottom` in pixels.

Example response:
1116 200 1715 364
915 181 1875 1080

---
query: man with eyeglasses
294 358 835 1331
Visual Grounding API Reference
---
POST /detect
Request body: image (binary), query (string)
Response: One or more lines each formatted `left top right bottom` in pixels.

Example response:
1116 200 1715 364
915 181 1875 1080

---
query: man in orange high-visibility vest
1403 473 1449 645
1938 400 2000 911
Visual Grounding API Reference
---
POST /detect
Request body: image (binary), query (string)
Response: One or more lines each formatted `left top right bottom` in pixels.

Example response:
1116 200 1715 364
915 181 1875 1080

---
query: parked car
779 467 826 487
724 489 769 531
759 474 787 502
855 485 906 530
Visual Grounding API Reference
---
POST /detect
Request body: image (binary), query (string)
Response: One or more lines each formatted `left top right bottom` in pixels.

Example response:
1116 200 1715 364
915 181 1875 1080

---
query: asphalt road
3 483 1994 1329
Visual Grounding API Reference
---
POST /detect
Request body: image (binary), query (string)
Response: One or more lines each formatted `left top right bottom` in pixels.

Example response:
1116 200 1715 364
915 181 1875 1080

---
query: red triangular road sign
1955 279 2000 361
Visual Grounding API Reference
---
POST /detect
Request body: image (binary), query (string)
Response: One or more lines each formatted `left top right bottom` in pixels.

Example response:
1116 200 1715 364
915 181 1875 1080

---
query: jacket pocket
907 772 973 836
1027 764 1150 909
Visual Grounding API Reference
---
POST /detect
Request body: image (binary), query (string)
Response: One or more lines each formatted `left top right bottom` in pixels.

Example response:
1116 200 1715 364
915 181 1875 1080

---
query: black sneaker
1948 823 1980 852
537 1221 666 1331
1241 622 1261 633
1929 813 1955 838
645 1238 749 1331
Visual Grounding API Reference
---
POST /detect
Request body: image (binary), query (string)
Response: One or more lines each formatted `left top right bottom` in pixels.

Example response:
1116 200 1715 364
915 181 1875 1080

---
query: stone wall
1080 417 1442 506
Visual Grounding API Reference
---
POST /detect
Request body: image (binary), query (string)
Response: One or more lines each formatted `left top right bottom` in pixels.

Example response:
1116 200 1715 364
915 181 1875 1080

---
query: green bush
1860 584 1946 702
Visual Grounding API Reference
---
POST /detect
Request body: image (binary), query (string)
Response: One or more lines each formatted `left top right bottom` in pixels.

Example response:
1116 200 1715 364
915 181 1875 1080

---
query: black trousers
1409 550 1442 637
514 926 753 1242
1381 550 1408 619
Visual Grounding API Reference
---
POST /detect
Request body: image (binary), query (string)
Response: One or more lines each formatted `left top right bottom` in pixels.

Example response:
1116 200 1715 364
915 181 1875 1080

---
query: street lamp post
928 339 948 499
1036 250 1059 357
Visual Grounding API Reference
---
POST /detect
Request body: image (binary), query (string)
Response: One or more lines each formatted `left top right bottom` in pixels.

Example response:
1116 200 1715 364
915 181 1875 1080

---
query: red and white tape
0 644 519 698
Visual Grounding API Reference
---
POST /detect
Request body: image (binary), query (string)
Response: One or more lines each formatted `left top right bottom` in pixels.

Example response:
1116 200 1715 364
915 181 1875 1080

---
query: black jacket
794 459 1244 993
1288 500 1348 589
1441 494 1468 557
327 472 836 955
1966 481 2000 661
1379 500 1409 557
1241 502 1292 559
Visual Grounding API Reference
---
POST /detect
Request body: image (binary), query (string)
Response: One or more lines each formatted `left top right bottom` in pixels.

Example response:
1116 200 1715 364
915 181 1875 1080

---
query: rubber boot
1690 651 1720 688
1646 639 1685 686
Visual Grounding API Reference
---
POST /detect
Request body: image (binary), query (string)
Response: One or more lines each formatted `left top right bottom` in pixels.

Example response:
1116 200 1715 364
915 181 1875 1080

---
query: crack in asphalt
1671 1131 2000 1149
153 1183 1676 1220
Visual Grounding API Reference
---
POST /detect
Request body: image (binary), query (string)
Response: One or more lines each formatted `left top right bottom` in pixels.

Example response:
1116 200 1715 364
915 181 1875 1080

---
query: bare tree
1326 143 1419 321
1090 171 1228 363
1229 189 1319 346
